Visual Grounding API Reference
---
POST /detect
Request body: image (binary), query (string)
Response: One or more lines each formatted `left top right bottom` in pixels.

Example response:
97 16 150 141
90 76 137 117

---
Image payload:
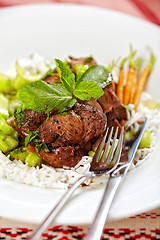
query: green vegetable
55 59 75 93
4 135 18 150
0 117 14 135
138 130 151 149
24 131 38 147
14 105 25 128
124 130 136 141
8 99 22 116
73 81 104 101
0 131 6 140
0 73 13 94
0 93 9 119
10 148 29 163
10 148 42 167
12 75 28 90
10 129 19 140
88 150 95 158
19 80 77 114
0 128 19 153
88 148 110 161
75 64 88 79
19 59 107 114
25 152 42 167
0 139 9 153
77 65 112 88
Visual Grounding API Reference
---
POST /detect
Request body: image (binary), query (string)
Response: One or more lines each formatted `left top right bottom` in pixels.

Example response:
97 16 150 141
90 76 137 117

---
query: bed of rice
0 54 160 189
0 92 159 189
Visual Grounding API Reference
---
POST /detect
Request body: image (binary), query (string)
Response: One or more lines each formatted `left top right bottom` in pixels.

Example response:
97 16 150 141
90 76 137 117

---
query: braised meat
40 146 75 168
74 103 107 144
40 145 87 168
38 103 107 168
43 73 61 85
68 56 97 67
39 110 83 147
14 109 47 137
98 87 115 113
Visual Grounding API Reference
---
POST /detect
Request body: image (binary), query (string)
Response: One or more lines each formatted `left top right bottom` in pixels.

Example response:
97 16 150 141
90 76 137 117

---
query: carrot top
147 46 155 71
129 44 142 71
119 57 128 69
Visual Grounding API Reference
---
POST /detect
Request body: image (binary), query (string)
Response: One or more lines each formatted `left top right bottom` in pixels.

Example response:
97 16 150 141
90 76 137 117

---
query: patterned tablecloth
0 207 160 239
0 0 160 239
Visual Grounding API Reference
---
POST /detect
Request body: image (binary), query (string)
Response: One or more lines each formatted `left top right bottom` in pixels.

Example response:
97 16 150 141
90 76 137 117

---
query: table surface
0 0 160 239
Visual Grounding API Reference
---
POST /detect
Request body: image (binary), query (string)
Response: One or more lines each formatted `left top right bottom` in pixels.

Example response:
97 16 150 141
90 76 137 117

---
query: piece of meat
68 56 97 66
85 100 103 112
98 85 129 121
43 73 61 85
40 146 75 168
74 103 107 144
107 118 122 137
98 87 115 113
13 109 47 137
39 110 84 147
107 98 129 122
40 146 87 168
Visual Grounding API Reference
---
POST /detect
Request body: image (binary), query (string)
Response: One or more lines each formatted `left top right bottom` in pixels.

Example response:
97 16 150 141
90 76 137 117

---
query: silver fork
28 126 124 240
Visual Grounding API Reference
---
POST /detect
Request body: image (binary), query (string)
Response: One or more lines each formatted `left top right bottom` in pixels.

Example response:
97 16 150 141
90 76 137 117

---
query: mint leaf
55 59 75 92
77 65 112 88
73 81 104 101
19 80 76 114
25 131 38 147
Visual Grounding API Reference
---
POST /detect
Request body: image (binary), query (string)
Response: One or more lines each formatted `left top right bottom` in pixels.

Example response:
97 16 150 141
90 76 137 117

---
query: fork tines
90 127 124 174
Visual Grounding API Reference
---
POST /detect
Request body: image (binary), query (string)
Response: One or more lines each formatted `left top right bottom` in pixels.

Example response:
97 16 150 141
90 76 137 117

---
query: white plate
0 4 160 224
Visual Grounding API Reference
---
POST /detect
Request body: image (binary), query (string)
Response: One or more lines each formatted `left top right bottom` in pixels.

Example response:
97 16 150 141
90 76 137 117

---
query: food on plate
0 48 159 188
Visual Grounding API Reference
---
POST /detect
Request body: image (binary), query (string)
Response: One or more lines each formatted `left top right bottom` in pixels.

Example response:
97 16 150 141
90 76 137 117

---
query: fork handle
28 175 88 240
85 175 122 240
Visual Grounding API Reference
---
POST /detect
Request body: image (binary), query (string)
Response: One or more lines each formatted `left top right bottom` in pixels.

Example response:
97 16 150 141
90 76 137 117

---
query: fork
28 126 124 240
84 118 147 240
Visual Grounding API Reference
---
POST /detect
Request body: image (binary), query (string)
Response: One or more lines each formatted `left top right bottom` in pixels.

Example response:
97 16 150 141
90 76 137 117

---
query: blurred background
0 0 160 26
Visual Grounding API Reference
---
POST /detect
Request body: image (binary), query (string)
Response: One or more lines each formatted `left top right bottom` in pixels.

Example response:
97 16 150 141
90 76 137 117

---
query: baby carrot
130 70 138 104
133 50 155 110
124 45 142 105
117 57 127 103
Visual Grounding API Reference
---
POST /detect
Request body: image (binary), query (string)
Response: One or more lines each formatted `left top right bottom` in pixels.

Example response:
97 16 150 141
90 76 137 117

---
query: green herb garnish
14 105 25 128
19 80 77 114
25 131 38 147
19 59 111 114
77 65 112 88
